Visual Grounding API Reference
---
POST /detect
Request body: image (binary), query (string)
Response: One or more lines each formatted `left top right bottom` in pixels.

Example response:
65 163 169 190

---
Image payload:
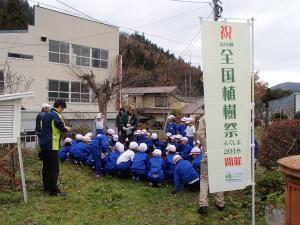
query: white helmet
138 143 148 152
166 144 176 152
129 141 138 150
107 129 115 136
116 142 124 153
64 137 72 143
153 149 162 157
173 155 182 163
75 134 83 141
151 133 158 140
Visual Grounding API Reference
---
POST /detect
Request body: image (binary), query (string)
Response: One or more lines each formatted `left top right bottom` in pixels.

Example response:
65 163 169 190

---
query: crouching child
104 142 124 175
58 138 72 161
148 149 164 187
131 143 149 181
117 141 137 178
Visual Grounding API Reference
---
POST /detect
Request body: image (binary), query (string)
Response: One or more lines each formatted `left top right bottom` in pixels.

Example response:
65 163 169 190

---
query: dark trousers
120 130 134 144
42 150 59 194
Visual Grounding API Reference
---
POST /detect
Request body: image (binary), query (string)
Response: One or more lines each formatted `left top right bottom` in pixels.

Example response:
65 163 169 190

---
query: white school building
0 6 120 138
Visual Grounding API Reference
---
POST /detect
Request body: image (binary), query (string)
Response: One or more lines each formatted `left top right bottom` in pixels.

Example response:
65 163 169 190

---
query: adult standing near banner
35 103 51 142
40 99 71 196
115 107 125 135
198 106 225 214
120 105 138 144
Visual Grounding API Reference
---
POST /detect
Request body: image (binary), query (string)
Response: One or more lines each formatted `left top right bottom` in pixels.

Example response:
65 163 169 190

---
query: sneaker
198 206 208 215
215 204 224 211
95 174 101 179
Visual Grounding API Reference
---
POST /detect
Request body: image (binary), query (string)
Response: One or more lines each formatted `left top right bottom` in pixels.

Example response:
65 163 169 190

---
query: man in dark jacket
120 106 138 144
40 99 71 196
35 103 51 140
115 107 125 135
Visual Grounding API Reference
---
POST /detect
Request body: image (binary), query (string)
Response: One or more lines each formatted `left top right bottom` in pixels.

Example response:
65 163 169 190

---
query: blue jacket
75 142 91 161
176 142 184 153
167 121 177 135
174 160 199 192
148 157 164 178
179 144 192 160
164 153 176 179
70 140 80 158
131 152 148 171
40 108 67 151
151 139 164 152
90 134 108 175
58 144 71 161
177 124 186 137
104 151 121 173
192 155 202 174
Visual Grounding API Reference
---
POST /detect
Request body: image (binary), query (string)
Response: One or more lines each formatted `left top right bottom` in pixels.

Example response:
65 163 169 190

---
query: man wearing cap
40 99 71 196
185 120 196 147
177 117 187 137
120 105 138 144
198 108 225 214
35 103 51 145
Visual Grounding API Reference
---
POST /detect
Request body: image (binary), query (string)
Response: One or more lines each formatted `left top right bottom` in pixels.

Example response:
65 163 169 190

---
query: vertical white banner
201 20 252 193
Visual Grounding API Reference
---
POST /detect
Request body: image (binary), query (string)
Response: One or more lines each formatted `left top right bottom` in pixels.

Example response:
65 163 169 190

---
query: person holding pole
198 106 225 214
40 99 71 196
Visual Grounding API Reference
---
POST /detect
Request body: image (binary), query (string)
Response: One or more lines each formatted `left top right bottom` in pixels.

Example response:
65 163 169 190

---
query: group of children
58 117 202 193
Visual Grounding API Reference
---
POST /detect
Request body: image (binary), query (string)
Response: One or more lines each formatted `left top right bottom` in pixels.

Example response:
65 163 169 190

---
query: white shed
0 92 35 203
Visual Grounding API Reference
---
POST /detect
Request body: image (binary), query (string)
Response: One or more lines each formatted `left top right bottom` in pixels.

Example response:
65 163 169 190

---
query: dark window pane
0 81 4 93
48 92 58 98
100 60 108 69
60 42 69 54
59 81 69 92
0 70 4 81
81 57 90 67
71 82 80 92
49 40 59 52
92 48 100 59
49 52 59 63
92 59 100 68
101 50 108 60
76 56 81 65
155 96 167 107
81 83 89 93
72 44 81 56
82 46 90 57
60 54 69 64
71 93 80 102
81 94 90 102
49 80 59 91
59 92 69 99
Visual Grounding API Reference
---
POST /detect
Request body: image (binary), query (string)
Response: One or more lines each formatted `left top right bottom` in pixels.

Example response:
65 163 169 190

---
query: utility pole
189 53 192 98
212 0 223 21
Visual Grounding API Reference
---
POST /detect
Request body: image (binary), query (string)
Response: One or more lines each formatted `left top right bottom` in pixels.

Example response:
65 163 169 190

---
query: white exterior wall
295 92 300 113
0 7 119 116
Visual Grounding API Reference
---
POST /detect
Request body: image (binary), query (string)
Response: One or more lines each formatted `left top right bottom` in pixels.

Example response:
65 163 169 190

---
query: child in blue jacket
148 149 164 187
177 118 187 137
166 115 177 135
150 133 164 153
74 136 91 164
69 134 83 160
190 147 202 175
173 155 200 193
179 137 193 160
104 142 124 175
131 143 149 181
164 144 177 182
90 133 108 178
117 141 137 178
58 137 72 161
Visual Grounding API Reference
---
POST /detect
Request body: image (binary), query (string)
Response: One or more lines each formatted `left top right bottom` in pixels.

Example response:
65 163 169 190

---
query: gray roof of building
182 99 204 115
122 86 177 95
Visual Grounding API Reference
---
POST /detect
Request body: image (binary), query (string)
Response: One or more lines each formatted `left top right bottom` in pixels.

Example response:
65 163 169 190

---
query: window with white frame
70 81 90 103
0 70 4 94
155 96 168 107
8 52 33 60
48 80 90 103
49 40 70 64
72 44 90 67
48 80 69 102
92 48 108 69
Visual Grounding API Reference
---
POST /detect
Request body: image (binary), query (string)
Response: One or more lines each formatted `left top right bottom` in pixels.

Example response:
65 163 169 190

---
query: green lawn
0 150 277 225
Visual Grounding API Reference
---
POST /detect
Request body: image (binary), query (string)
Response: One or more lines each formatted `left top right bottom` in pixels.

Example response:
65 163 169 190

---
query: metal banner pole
251 17 256 225
17 138 27 203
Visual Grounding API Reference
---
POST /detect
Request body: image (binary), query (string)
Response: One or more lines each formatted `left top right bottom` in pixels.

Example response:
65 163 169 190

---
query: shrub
272 112 288 120
294 111 300 119
259 120 300 169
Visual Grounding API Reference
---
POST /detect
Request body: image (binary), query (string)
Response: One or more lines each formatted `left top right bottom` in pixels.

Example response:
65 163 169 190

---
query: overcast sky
29 0 300 87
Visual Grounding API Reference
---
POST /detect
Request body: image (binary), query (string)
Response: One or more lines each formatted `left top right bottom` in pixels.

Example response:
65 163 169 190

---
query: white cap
82 136 91 142
41 103 51 108
185 121 191 124
64 137 72 143
151 133 158 140
141 129 147 134
85 132 93 139
175 134 182 139
181 117 187 122
75 134 83 141
166 144 176 152
96 113 102 119
173 154 182 163
113 134 118 142
190 147 201 155
135 130 141 135
129 141 138 150
138 143 148 152
146 132 151 136
107 128 115 136
153 149 162 157
180 137 188 142
171 135 176 140
166 133 172 138
187 117 193 122
116 142 124 153
168 114 175 119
